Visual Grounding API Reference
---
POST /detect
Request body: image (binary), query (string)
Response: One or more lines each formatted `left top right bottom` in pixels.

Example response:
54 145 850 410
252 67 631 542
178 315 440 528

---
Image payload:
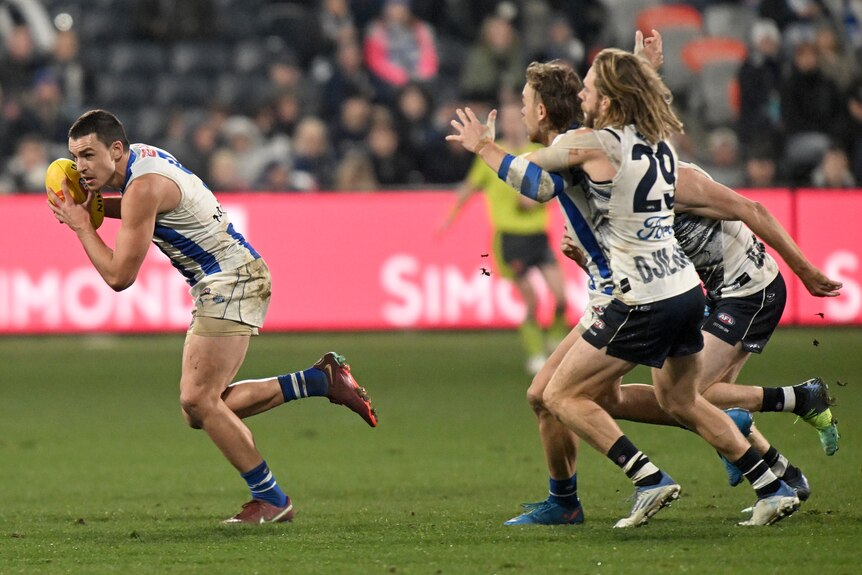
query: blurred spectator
219 116 268 189
270 88 303 138
814 23 858 91
267 50 317 104
758 0 829 36
367 107 419 187
0 0 55 55
0 84 13 161
841 76 862 182
0 132 49 193
737 19 784 148
781 40 844 183
182 118 221 180
547 0 607 53
321 40 375 118
744 141 781 187
699 127 746 189
334 148 378 191
332 94 373 157
393 81 434 167
0 24 47 101
531 15 585 74
292 116 337 190
811 144 857 187
254 160 308 192
838 0 862 56
48 26 90 117
157 110 193 164
132 0 215 41
208 148 245 192
420 101 474 184
319 0 357 53
15 68 73 146
363 0 439 100
459 14 523 103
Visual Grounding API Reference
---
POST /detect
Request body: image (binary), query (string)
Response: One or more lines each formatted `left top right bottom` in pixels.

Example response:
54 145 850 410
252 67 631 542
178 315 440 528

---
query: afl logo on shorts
717 312 735 326
592 319 605 330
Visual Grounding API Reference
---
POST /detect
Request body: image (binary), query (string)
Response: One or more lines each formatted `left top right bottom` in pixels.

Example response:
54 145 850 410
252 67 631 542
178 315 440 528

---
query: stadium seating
702 3 757 43
682 37 748 127
635 4 704 96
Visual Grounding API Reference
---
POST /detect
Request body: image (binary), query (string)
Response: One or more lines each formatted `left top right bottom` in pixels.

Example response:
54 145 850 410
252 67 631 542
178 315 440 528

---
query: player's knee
655 389 690 418
541 384 565 417
181 407 203 429
527 378 549 413
179 389 215 422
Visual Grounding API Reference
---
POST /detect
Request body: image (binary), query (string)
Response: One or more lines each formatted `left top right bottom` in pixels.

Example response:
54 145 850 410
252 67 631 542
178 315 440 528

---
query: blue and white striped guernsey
123 143 260 286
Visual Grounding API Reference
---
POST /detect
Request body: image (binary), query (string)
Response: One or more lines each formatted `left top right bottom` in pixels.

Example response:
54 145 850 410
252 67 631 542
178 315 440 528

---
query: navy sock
732 447 781 498
277 367 329 402
241 460 288 507
549 474 579 508
761 387 784 412
607 436 663 487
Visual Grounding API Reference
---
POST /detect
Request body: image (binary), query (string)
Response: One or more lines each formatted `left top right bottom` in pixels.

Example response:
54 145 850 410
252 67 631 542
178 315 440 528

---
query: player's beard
582 101 601 129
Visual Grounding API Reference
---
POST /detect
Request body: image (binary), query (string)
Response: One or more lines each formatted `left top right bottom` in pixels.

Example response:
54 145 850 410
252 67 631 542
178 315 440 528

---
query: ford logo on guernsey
717 312 735 325
637 215 674 240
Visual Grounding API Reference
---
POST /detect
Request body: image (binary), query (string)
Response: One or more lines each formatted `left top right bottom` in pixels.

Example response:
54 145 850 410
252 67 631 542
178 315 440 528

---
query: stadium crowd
1 0 861 194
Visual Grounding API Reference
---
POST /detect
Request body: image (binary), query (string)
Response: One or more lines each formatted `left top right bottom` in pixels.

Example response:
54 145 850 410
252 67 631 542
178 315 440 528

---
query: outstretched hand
634 28 664 70
799 267 842 297
446 107 497 153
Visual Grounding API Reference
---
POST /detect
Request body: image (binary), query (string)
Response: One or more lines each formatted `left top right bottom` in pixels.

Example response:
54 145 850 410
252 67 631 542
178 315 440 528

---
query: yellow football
45 158 104 229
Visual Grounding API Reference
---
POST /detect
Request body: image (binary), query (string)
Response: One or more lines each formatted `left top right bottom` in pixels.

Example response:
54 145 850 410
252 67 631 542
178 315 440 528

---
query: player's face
69 134 121 191
579 67 602 128
521 83 542 143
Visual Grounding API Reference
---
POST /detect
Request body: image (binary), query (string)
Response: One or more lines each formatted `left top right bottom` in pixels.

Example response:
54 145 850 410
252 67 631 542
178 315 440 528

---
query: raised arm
675 166 842 297
447 107 565 202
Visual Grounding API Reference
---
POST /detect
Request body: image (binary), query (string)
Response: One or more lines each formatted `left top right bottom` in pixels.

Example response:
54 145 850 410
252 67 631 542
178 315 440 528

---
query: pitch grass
1 328 860 574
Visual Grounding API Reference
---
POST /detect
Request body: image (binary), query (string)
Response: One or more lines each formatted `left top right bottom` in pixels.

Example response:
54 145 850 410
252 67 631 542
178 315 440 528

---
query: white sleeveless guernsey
673 162 779 300
589 126 699 305
123 143 260 287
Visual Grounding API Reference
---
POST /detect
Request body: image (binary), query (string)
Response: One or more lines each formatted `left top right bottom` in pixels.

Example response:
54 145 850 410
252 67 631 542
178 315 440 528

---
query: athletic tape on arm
497 153 564 201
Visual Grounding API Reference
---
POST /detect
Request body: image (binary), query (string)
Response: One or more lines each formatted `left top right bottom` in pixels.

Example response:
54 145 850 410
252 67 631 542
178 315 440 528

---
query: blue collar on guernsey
120 148 137 194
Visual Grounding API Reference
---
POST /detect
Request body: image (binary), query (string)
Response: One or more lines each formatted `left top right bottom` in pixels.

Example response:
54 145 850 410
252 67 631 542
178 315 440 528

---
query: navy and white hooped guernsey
122 143 260 286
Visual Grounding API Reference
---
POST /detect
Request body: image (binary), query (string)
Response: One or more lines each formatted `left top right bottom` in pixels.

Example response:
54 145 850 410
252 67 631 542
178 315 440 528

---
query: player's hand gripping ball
45 158 104 229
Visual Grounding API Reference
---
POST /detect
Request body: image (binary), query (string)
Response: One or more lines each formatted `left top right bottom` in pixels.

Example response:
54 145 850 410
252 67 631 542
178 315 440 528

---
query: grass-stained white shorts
187 258 271 336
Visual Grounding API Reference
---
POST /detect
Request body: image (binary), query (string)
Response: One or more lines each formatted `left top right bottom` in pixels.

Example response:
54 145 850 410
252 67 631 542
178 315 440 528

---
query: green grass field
1 328 860 574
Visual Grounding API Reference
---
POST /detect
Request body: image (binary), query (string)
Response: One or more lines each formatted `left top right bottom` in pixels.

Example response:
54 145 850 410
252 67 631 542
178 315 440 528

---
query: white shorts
188 258 271 334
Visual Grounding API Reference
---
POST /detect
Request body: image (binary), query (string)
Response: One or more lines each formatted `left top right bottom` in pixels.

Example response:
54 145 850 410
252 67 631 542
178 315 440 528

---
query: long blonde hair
591 48 683 144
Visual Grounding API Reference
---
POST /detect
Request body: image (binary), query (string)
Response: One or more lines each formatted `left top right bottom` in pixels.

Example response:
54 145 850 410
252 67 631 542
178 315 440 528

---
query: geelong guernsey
673 162 779 300
123 143 260 286
590 126 699 305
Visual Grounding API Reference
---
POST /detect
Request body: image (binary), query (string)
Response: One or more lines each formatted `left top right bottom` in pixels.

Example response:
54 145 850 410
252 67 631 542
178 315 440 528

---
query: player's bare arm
526 129 616 182
675 166 842 297
101 174 181 290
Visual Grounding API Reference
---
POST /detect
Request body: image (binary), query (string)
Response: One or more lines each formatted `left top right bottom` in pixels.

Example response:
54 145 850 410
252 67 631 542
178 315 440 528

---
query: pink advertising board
1 189 859 334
